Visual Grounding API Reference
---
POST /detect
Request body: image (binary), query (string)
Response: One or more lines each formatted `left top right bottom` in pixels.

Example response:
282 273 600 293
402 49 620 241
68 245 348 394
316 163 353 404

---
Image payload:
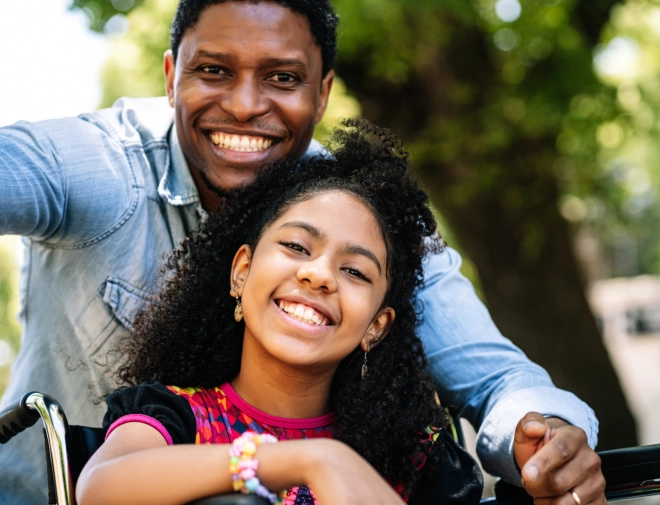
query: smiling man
168 2 334 208
0 1 603 504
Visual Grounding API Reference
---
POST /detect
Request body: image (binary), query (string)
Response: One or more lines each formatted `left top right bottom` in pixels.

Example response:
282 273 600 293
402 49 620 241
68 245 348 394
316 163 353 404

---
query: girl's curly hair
118 119 447 495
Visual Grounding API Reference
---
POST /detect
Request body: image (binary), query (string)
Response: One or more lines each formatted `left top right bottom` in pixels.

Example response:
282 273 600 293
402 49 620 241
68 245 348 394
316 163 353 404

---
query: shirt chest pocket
75 276 152 360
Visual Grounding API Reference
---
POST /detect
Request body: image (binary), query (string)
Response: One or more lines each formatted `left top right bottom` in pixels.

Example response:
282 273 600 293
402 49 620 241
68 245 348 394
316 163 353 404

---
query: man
0 1 604 504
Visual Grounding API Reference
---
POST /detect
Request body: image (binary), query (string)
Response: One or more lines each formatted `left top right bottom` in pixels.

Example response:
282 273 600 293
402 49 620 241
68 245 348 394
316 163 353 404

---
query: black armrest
486 444 660 504
0 392 40 444
599 443 660 489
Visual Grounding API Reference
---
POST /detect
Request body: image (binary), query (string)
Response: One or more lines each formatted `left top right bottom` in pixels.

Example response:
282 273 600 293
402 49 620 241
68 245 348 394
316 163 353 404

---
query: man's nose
219 77 269 122
297 259 338 293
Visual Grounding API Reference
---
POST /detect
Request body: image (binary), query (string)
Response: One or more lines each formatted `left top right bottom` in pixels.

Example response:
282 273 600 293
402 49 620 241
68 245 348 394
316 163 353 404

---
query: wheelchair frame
2 391 660 505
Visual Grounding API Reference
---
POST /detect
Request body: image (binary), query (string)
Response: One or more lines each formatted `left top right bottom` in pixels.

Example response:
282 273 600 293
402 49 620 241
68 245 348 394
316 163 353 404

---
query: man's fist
513 412 605 505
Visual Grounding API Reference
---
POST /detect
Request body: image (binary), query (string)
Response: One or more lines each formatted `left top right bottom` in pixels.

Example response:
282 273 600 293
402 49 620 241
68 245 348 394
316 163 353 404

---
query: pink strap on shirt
105 414 173 446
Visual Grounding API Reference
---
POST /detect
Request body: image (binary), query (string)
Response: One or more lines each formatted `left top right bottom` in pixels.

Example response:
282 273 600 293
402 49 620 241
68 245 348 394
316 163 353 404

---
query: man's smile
209 131 275 153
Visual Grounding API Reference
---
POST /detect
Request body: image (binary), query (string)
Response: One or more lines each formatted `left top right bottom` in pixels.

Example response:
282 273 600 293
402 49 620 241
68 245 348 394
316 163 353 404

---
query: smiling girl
76 121 483 505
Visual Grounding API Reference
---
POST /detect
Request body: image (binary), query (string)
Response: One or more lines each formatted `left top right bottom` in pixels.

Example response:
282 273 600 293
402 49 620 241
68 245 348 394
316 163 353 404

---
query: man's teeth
278 300 329 326
209 132 273 152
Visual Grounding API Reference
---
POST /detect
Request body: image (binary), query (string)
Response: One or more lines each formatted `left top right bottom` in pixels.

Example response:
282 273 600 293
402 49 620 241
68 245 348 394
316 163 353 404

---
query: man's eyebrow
193 50 235 62
257 57 307 71
191 52 306 72
280 221 326 240
340 244 382 275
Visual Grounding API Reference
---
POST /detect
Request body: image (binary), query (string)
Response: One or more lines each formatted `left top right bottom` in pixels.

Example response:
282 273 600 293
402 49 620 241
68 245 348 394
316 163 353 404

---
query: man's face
165 1 334 204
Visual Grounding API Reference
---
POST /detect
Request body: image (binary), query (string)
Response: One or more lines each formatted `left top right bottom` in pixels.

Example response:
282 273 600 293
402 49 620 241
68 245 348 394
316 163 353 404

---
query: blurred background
2 0 660 495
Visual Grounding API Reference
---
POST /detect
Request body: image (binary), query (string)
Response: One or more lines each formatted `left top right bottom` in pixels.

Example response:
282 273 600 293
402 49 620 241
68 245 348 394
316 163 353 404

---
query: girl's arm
76 422 405 505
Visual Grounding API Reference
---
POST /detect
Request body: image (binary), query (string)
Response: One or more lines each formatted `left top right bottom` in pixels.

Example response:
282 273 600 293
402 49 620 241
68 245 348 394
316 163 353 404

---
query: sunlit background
2 0 660 496
0 0 109 392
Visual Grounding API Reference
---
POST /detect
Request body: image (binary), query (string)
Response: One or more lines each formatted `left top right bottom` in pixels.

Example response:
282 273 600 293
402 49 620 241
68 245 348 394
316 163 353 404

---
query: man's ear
360 307 395 352
164 49 175 108
315 70 335 125
230 245 251 297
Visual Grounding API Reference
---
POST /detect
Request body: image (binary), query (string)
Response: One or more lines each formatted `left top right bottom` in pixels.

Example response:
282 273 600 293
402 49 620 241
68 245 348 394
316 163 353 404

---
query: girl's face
231 190 394 373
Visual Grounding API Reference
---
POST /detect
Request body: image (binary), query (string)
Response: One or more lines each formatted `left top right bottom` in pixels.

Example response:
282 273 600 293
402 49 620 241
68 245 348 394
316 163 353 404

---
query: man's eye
267 73 297 83
201 66 226 75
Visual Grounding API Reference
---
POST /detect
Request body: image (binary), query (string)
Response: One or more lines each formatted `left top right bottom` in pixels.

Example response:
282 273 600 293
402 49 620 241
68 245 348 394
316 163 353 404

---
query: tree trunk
336 5 636 449
420 150 636 451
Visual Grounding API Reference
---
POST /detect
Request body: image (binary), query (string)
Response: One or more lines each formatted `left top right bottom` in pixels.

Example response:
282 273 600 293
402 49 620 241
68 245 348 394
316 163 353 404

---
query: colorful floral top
104 381 333 505
103 381 483 505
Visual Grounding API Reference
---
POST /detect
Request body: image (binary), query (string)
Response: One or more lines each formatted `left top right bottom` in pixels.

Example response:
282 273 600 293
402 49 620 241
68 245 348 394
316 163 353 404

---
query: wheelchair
1 392 659 505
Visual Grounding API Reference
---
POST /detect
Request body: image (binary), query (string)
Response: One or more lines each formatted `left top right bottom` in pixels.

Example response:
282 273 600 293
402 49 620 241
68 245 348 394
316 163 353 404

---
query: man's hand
514 412 605 505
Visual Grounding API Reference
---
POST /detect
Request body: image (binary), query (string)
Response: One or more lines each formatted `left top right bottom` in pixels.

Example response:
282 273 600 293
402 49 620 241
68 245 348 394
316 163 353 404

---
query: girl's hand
259 438 405 505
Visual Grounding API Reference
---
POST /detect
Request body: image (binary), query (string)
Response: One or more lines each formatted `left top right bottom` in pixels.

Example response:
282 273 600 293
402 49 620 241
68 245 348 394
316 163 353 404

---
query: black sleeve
102 381 197 445
409 429 484 505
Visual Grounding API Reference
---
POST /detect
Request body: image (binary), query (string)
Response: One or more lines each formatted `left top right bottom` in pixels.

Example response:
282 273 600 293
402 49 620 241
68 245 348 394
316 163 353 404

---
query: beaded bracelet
229 431 285 504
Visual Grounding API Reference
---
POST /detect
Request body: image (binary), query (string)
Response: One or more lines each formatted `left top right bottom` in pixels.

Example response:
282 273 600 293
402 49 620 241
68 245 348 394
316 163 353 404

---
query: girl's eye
344 268 370 283
281 241 307 254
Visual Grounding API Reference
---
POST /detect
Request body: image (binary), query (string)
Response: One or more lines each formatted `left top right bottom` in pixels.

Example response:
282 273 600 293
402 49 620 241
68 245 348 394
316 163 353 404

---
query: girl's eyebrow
280 221 326 240
340 244 382 275
279 221 382 274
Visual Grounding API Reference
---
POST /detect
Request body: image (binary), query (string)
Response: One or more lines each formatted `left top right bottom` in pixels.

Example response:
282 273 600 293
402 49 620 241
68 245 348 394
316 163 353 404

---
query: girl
77 121 483 505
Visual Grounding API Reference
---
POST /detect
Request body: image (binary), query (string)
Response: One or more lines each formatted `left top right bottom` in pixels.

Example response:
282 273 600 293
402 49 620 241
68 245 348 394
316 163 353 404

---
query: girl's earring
233 287 243 322
361 344 370 380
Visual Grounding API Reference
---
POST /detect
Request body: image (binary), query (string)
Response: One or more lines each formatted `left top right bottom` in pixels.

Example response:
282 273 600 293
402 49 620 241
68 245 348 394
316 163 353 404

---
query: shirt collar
158 124 201 207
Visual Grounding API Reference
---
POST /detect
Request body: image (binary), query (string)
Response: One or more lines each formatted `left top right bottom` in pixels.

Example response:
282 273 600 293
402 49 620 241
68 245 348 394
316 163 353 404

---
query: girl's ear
230 245 251 297
360 307 395 352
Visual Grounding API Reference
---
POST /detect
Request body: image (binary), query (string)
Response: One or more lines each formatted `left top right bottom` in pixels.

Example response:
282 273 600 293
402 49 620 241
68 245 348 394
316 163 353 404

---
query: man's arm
0 117 135 243
417 247 598 483
0 121 67 238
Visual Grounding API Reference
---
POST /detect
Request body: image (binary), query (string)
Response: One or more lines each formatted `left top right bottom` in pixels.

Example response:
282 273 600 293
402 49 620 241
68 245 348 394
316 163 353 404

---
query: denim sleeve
418 247 598 483
0 121 66 238
0 119 135 243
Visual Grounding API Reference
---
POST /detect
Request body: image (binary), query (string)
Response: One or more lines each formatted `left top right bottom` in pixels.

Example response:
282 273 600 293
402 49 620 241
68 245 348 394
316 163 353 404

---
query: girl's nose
296 260 337 293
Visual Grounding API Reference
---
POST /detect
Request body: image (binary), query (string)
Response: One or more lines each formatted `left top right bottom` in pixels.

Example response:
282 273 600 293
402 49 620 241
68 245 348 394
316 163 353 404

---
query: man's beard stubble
198 168 235 200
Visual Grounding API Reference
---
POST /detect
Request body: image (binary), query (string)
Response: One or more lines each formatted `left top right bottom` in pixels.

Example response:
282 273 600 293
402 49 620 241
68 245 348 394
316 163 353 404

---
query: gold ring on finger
571 490 581 505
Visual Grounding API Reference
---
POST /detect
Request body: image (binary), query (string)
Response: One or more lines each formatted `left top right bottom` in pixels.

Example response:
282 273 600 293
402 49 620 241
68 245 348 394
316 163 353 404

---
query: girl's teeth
278 300 328 326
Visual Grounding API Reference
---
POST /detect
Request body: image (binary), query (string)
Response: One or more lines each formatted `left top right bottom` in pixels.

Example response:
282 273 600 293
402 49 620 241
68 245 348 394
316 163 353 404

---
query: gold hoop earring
233 286 243 322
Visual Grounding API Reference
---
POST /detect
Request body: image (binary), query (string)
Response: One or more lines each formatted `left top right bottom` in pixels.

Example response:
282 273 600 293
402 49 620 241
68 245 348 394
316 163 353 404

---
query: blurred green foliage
570 0 660 275
71 0 145 33
0 237 22 396
327 0 660 279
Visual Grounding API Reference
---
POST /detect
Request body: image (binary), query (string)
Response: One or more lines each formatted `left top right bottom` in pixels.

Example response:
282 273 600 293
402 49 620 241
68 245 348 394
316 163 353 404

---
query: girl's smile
275 298 333 327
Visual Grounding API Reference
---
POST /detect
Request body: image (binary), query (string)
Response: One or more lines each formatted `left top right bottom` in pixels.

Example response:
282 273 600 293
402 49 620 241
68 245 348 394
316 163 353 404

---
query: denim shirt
0 97 597 504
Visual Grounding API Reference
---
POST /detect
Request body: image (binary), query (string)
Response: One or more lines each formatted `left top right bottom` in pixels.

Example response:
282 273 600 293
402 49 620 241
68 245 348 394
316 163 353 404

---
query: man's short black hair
171 0 338 77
